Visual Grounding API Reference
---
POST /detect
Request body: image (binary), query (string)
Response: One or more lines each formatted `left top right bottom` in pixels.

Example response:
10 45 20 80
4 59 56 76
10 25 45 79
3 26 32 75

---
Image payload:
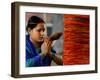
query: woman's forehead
35 23 45 29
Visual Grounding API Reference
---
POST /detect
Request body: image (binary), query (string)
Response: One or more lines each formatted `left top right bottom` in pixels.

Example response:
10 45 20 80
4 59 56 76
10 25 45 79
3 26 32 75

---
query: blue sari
26 35 56 67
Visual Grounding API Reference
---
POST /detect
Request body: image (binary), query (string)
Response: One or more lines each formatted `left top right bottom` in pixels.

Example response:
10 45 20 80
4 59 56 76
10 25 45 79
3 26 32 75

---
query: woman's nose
40 31 44 36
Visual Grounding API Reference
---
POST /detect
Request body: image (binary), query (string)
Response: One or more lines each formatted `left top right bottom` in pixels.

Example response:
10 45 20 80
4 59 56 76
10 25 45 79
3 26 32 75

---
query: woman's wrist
40 53 46 59
51 53 55 59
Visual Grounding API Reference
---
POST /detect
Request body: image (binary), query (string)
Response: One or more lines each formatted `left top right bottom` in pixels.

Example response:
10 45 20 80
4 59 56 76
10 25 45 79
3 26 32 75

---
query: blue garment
26 35 56 67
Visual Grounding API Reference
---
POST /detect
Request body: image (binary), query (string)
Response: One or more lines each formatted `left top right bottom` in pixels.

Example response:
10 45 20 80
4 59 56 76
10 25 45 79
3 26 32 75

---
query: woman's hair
26 16 45 31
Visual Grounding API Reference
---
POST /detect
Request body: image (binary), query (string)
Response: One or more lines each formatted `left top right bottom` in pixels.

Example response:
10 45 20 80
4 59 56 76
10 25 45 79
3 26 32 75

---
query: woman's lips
39 37 44 41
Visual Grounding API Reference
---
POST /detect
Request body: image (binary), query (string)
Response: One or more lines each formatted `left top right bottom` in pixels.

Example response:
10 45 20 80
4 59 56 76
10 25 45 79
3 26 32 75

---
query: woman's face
29 23 45 43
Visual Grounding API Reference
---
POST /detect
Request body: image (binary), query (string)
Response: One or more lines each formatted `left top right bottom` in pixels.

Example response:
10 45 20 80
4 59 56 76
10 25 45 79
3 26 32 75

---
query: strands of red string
63 14 90 65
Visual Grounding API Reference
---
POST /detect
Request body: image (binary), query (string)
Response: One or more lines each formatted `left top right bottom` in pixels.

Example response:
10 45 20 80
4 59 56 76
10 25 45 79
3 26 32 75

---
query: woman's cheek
36 33 40 38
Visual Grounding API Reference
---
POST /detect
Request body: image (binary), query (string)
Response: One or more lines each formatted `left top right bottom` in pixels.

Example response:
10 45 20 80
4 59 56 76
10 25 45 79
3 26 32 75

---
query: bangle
52 53 55 59
40 53 46 59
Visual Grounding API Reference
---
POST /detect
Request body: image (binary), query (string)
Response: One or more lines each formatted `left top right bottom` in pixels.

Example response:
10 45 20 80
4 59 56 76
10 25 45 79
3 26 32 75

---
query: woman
26 16 62 67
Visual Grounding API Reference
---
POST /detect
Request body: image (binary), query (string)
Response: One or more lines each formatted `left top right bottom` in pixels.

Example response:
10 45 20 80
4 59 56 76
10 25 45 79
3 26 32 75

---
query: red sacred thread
63 14 90 65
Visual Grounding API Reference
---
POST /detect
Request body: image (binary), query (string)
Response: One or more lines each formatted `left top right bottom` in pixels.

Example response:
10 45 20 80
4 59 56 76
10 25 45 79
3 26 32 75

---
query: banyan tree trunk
63 14 90 65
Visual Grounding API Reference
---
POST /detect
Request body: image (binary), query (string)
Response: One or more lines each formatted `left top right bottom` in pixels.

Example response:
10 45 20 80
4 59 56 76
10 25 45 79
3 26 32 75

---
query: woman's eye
37 30 41 32
37 29 45 32
43 29 45 32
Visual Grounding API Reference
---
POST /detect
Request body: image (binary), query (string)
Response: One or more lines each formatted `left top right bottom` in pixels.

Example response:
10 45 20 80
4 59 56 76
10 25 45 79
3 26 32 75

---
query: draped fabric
26 35 52 67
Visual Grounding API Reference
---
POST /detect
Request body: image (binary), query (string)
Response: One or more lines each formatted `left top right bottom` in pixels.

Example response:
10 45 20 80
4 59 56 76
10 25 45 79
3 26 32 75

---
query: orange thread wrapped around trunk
63 14 90 65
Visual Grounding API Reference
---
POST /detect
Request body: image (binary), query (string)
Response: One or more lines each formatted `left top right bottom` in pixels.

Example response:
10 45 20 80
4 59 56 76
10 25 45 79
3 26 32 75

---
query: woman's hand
41 37 52 56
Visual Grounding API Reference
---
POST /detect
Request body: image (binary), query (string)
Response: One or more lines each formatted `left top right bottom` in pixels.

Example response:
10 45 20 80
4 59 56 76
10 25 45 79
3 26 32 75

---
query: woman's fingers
44 37 52 46
43 36 52 53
